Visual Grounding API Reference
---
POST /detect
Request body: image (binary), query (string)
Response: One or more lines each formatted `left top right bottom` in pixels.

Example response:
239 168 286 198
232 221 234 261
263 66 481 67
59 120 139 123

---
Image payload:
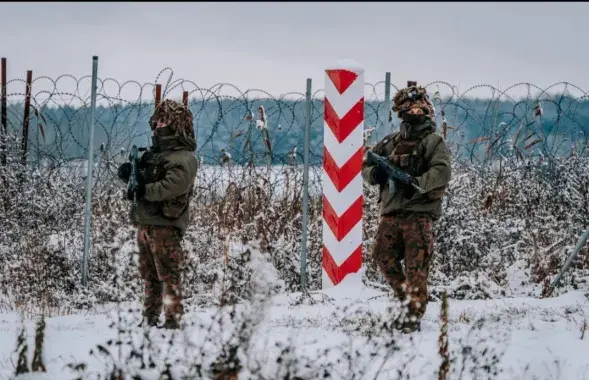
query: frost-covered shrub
2 137 588 310
431 156 589 298
0 134 87 309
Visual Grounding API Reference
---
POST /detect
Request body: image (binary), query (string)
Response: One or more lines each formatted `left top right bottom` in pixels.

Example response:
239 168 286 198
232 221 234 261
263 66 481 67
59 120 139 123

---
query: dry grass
0 295 100 319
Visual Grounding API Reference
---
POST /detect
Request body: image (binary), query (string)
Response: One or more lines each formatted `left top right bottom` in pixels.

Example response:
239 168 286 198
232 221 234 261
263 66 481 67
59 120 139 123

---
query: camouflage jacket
130 134 198 235
361 119 452 220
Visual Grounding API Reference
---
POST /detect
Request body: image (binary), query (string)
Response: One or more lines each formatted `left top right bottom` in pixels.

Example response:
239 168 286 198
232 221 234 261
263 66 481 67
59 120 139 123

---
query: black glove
117 162 132 182
371 166 387 185
126 173 146 201
139 150 154 168
402 177 420 199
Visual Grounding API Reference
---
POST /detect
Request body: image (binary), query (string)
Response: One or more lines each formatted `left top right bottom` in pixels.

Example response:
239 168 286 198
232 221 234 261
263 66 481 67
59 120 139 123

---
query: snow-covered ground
1 272 589 380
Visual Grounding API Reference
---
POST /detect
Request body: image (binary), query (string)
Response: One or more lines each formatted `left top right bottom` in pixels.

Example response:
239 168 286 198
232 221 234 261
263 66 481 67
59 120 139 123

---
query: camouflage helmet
392 81 435 118
149 99 194 139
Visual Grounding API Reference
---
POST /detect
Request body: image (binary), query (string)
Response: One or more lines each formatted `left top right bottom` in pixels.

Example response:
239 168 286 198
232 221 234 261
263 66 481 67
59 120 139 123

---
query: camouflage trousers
372 212 435 321
137 224 185 325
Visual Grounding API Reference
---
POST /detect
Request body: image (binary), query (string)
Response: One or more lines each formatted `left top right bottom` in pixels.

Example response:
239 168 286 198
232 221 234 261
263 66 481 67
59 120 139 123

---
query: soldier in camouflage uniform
117 99 198 329
362 82 452 333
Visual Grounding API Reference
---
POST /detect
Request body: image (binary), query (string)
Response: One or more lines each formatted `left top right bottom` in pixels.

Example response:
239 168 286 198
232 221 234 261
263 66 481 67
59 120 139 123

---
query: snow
2 150 589 379
2 276 589 380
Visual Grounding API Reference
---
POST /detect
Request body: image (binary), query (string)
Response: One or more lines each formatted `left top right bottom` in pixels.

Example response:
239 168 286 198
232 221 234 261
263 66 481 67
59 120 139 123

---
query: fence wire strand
1 68 588 195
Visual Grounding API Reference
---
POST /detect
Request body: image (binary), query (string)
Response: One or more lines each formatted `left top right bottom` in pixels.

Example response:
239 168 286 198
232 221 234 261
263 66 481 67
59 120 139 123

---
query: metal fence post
21 70 32 166
82 56 99 287
1 58 6 166
375 72 393 284
300 78 312 293
182 91 188 107
155 84 162 108
383 72 392 140
544 228 589 298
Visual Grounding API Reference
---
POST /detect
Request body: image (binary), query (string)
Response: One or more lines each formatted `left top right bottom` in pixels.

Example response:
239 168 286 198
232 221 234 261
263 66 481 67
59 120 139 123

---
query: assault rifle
366 150 426 194
127 145 148 210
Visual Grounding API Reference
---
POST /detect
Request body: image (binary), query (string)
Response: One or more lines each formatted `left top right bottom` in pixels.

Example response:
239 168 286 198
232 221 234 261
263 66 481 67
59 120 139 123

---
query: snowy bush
2 138 588 380
1 133 588 313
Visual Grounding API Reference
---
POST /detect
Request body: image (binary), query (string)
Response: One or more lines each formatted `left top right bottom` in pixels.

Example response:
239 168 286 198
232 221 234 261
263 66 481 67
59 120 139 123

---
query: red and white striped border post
322 60 364 289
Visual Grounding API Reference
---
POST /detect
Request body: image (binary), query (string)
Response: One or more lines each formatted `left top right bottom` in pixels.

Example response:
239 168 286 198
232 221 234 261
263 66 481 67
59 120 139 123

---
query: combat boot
138 316 159 329
399 320 421 334
393 313 422 334
163 317 180 330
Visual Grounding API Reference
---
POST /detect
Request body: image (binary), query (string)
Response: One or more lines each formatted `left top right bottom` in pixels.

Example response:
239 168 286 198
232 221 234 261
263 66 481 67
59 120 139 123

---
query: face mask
151 135 161 151
154 126 174 137
403 113 425 125
151 126 179 151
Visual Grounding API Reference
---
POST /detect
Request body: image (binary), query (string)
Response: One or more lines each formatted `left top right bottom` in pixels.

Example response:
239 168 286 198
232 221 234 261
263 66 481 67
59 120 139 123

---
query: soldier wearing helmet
117 99 198 329
361 81 451 333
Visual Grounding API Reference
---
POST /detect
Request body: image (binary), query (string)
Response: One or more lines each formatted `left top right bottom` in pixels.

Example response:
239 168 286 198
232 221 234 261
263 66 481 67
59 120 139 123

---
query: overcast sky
2 2 588 100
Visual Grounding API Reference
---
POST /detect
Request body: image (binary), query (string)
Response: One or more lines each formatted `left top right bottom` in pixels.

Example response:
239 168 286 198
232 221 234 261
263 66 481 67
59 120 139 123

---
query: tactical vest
373 130 431 200
376 132 430 176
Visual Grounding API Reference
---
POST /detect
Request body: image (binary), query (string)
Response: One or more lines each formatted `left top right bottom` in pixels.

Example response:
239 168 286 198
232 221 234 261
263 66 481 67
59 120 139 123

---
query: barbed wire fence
1 59 589 294
1 62 589 200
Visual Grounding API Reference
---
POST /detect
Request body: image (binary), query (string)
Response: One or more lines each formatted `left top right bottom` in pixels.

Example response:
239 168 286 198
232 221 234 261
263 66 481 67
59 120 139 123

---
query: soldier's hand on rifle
126 173 146 201
401 176 422 199
117 163 132 183
140 150 154 166
371 166 388 186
